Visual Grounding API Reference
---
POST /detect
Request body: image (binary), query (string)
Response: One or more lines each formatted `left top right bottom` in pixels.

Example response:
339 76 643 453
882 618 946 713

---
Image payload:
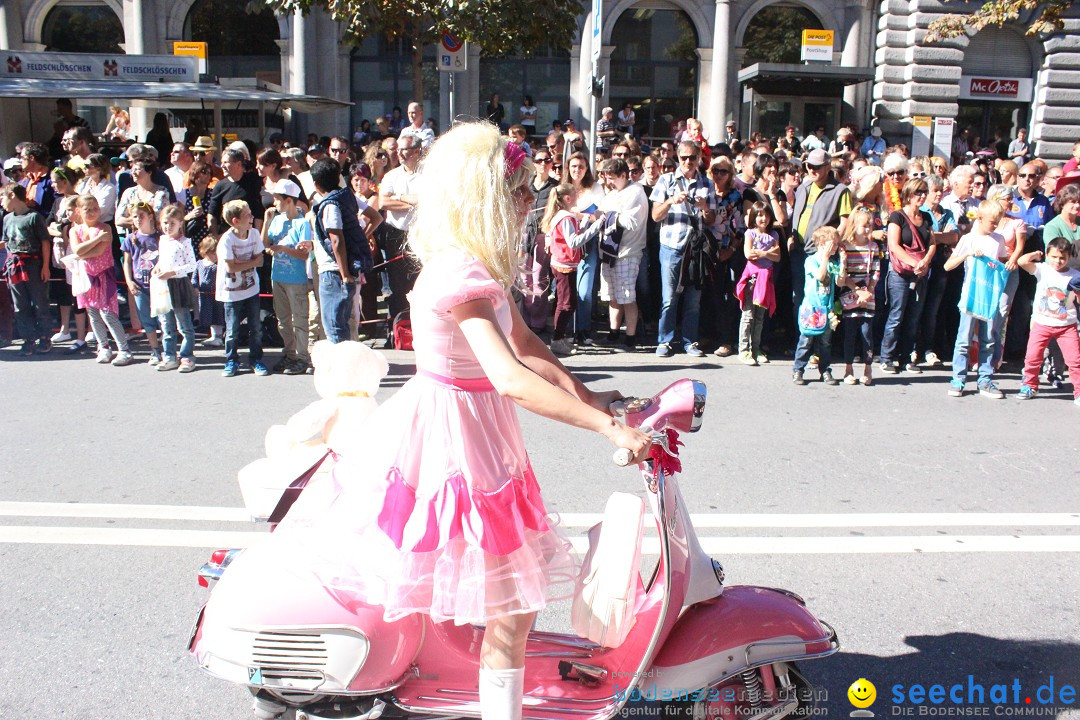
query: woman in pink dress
278 122 650 719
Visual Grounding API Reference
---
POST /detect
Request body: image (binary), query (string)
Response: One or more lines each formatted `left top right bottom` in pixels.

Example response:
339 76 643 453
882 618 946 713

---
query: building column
0 1 25 50
841 0 870 127
708 0 734 136
123 0 153 139
569 43 583 126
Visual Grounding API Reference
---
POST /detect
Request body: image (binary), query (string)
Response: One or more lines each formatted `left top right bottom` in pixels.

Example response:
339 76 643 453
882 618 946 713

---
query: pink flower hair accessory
504 141 526 178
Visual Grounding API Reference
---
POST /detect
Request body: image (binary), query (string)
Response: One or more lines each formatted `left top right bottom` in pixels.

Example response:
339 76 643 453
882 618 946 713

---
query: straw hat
189 136 215 153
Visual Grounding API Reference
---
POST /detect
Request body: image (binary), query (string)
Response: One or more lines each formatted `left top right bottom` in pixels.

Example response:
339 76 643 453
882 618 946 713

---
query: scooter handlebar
612 448 634 466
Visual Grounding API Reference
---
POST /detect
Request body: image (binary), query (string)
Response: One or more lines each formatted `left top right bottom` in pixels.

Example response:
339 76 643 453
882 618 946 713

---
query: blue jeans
952 312 995 386
160 308 195 360
319 272 356 344
879 269 927 365
131 288 161 332
789 246 806 337
991 269 1018 369
575 242 598 339
224 294 263 363
658 244 701 348
794 325 833 373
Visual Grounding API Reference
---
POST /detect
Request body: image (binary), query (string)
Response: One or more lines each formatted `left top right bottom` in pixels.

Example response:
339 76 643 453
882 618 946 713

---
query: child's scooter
189 378 838 720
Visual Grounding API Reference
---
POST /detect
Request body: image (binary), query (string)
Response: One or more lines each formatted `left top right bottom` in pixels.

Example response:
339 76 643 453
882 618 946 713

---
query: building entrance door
746 94 840 142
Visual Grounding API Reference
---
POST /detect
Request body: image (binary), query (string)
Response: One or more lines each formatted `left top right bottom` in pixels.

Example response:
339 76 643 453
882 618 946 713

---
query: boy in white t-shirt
1016 237 1080 404
216 199 267 377
943 200 1009 399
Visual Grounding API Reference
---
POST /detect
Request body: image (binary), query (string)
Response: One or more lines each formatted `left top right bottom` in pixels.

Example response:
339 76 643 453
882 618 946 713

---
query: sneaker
203 336 224 348
253 361 271 376
792 370 808 386
283 360 308 375
756 354 770 364
50 330 72 343
64 340 89 355
685 342 705 358
272 357 293 373
575 333 596 347
807 355 819 371
157 358 180 371
714 344 734 358
551 338 574 357
622 336 638 352
655 343 674 358
844 374 858 385
1016 385 1036 400
924 351 941 367
978 382 1004 400
1047 373 1064 389
222 360 239 377
948 379 965 397
178 357 196 374
96 347 114 364
822 370 839 386
148 350 162 367
904 363 923 374
35 338 52 354
738 351 757 366
85 332 96 344
1074 396 1080 408
879 362 899 375
111 351 135 367
20 340 36 356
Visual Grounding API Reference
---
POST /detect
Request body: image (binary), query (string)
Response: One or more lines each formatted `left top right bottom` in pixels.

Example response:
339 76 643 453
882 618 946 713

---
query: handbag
64 255 91 296
839 290 861 311
890 211 927 280
149 275 173 317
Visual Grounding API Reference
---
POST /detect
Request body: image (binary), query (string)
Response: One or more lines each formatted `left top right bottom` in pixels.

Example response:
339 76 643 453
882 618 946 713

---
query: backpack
392 310 413 351
312 188 374 279
680 224 721 289
596 211 624 266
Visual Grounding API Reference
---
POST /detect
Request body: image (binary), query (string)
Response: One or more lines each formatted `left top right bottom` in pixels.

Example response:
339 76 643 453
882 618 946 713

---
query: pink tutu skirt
274 372 578 625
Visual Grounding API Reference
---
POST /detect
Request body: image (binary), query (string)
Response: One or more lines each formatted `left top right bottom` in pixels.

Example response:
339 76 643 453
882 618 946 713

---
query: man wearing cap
262 178 313 374
789 147 852 320
595 107 617 153
860 127 886 166
563 119 584 153
165 142 194 196
377 133 423 347
723 121 740 147
189 136 224 181
400 101 434 149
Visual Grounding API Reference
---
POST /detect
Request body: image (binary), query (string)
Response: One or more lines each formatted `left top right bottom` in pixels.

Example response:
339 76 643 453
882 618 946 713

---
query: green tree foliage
924 0 1073 41
260 0 585 100
42 6 123 53
741 6 823 67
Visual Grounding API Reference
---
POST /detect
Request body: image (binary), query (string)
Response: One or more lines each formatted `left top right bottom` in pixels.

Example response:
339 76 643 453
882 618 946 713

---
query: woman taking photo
706 155 745 357
879 177 942 375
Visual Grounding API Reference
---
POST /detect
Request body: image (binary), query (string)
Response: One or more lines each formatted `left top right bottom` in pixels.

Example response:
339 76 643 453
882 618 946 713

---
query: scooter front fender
643 585 838 696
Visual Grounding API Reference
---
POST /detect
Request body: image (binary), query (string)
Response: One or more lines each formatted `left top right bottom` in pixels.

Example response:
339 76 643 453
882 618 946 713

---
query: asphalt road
1 339 1078 720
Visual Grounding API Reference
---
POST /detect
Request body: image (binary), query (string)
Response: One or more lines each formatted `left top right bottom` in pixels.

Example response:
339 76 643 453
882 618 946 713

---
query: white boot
478 667 524 720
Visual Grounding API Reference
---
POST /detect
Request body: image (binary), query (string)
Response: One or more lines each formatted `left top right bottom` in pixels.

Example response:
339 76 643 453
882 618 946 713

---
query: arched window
609 7 699 141
962 27 1033 77
741 5 823 66
41 3 123 53
183 0 281 81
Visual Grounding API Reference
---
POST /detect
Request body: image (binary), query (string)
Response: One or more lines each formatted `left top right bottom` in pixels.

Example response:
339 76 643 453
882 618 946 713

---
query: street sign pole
438 32 466 129
589 0 602 172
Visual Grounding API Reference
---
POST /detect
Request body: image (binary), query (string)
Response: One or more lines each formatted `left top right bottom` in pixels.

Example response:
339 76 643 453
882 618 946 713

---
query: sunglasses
630 168 643 175
329 147 348 154
911 171 926 178
711 168 730 175
1018 173 1038 179
535 157 552 164
678 155 696 161
886 170 906 177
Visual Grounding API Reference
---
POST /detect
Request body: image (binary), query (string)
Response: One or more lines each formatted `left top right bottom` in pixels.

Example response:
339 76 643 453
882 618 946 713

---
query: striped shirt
840 239 881 316
649 171 717 250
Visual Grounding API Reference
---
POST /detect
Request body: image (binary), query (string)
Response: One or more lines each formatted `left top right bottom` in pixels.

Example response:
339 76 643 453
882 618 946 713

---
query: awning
739 63 875 87
0 77 350 113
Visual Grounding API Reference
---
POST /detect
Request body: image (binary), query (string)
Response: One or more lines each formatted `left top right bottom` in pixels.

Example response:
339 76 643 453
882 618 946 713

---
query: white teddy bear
238 340 390 520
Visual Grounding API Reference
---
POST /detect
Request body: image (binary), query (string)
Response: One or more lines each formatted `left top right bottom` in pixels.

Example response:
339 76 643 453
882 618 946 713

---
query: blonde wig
409 122 535 289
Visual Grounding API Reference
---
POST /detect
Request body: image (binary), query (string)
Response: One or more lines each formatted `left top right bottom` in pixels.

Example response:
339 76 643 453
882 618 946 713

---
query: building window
184 0 281 81
609 7 699 141
348 36 440 133
741 6 823 66
481 44 571 135
41 3 123 53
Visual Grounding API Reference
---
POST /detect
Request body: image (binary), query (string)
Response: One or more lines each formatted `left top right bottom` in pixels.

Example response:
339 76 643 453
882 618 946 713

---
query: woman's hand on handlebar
585 388 624 415
604 421 652 465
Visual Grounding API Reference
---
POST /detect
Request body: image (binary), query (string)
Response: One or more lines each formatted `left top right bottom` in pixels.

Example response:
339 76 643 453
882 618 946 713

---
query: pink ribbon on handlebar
649 429 683 478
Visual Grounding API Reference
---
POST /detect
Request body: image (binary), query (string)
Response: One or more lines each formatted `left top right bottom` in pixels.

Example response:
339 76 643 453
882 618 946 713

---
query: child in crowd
793 226 842 386
152 205 199 372
944 200 1009 399
1 184 52 355
1016 238 1080 404
734 201 779 366
217 199 266 377
837 207 881 385
541 184 584 356
70 195 133 366
46 165 88 351
120 201 162 364
262 179 313 375
193 235 225 346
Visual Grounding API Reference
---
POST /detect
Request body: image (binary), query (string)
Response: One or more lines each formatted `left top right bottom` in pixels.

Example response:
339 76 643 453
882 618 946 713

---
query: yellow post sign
173 41 207 75
800 30 834 62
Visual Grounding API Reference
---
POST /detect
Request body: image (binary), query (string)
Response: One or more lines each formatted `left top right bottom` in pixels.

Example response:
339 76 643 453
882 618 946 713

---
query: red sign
969 78 1019 97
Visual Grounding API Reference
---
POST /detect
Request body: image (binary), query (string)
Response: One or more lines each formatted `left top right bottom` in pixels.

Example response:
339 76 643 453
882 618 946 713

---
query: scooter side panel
646 585 835 693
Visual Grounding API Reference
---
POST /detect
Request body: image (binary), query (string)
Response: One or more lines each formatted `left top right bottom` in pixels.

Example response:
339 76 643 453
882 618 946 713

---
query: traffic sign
438 33 466 73
592 0 602 62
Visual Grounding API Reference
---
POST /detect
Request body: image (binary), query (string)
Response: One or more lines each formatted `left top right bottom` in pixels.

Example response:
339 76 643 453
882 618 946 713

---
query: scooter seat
570 492 645 648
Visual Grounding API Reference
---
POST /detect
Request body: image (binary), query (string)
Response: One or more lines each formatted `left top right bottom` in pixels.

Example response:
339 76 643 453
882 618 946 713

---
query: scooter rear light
210 549 229 565
197 549 241 589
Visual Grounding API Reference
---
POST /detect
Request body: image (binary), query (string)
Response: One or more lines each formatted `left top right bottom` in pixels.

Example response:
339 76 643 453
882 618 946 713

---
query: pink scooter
189 379 839 720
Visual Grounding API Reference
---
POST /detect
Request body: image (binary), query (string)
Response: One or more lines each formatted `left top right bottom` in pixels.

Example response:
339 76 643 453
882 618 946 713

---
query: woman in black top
485 93 506 131
879 177 939 374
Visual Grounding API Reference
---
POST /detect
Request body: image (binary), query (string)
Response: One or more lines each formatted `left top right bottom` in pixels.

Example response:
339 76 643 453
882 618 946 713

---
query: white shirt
215 227 263 302
381 166 421 230
401 124 435 148
599 182 648 257
1032 264 1080 327
157 234 198 277
164 166 188 196
955 231 1008 274
311 194 344 273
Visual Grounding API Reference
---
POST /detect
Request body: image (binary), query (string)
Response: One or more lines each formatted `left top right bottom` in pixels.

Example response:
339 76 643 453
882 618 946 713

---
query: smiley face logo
848 678 876 708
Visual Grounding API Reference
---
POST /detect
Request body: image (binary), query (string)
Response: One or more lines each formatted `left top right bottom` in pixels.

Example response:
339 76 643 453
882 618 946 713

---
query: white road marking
2 502 1078 529
1 525 1079 554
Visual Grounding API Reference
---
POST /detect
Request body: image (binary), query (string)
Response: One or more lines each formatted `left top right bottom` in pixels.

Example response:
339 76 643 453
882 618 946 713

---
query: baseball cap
563 118 576 126
307 144 326 156
271 178 302 198
3 158 22 172
804 148 829 167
